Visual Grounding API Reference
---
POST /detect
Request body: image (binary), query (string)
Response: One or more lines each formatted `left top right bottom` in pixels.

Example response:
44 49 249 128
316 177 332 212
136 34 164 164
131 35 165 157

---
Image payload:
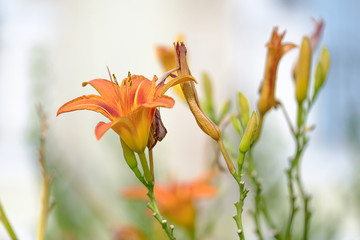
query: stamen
128 71 132 86
112 74 119 86
105 67 122 112
106 66 114 82
156 67 180 87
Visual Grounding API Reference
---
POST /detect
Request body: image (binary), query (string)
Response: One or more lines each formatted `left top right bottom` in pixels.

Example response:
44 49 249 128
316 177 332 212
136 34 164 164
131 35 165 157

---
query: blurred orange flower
123 171 217 229
57 72 195 153
113 225 146 240
257 27 296 116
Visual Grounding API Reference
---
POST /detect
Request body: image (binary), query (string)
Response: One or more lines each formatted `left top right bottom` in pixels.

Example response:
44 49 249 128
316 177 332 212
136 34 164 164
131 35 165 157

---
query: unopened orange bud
295 37 312 103
257 27 296 116
174 42 221 141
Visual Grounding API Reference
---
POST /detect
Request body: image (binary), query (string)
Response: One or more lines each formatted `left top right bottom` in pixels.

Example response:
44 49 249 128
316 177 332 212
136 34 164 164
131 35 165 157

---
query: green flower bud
237 92 250 127
231 115 242 136
239 111 259 153
314 47 330 94
219 99 231 122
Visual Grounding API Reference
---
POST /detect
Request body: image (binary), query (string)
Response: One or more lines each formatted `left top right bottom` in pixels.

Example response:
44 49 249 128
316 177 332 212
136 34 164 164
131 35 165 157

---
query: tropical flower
57 71 195 153
123 170 217 230
257 27 296 116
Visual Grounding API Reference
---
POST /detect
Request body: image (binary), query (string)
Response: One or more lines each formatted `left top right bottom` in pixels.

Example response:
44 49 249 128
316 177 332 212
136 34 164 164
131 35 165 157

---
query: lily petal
142 95 175 109
57 95 120 120
156 75 197 96
95 121 113 140
111 115 148 153
83 79 120 107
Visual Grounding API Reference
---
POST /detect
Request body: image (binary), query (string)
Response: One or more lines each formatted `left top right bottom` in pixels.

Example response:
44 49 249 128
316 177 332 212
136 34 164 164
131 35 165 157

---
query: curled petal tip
95 121 112 140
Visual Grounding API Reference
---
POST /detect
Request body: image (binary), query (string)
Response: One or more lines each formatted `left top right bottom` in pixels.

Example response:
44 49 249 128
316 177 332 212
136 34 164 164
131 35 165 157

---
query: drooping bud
236 92 250 127
314 47 330 95
239 111 259 153
295 37 312 104
174 42 221 141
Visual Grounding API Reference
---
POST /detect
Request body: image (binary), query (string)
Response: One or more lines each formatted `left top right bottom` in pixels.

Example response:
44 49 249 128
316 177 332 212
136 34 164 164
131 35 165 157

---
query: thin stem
285 158 298 240
149 149 155 182
217 139 236 176
277 101 296 136
232 152 248 240
0 201 18 240
297 103 304 129
285 101 311 240
295 162 311 240
147 184 176 240
36 106 51 240
138 152 153 184
37 173 51 240
246 150 265 240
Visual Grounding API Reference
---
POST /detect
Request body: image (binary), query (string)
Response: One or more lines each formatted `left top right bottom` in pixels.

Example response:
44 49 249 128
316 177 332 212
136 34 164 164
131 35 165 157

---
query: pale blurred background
0 0 359 239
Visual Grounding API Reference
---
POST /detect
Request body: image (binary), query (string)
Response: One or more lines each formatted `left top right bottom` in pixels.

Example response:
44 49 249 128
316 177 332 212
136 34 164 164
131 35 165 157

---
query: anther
112 73 119 86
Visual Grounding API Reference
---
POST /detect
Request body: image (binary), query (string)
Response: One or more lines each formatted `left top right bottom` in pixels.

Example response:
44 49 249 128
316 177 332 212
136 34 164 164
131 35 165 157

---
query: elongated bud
175 42 221 141
203 72 213 104
295 37 312 103
219 99 231 123
314 47 330 94
231 115 242 136
237 92 250 127
239 111 259 153
202 72 216 122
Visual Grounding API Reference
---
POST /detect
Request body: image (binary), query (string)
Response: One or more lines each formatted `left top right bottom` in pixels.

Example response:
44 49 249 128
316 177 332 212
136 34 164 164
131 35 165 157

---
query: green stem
232 152 248 240
217 139 236 175
120 139 148 186
285 160 298 240
149 149 155 182
297 103 303 129
295 163 311 240
138 152 153 184
0 201 18 240
188 225 196 240
247 150 265 240
146 184 176 240
285 101 311 240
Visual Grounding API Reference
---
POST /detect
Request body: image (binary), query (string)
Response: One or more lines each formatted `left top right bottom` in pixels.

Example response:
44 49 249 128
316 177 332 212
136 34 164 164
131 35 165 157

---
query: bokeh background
1 0 359 239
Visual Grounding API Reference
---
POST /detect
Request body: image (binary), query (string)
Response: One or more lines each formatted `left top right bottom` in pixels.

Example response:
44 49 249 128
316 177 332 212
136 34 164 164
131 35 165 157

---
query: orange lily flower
123 171 217 229
257 27 296 116
57 71 195 153
156 34 186 99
